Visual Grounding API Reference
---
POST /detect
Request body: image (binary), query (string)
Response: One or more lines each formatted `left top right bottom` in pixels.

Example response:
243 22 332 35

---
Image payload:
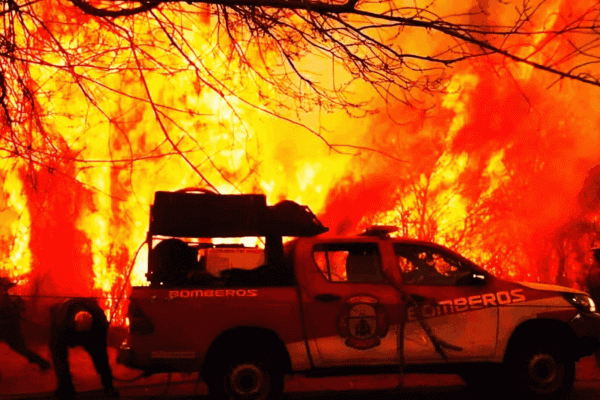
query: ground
1 343 599 400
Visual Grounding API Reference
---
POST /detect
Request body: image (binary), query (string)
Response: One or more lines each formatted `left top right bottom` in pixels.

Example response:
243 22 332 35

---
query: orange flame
1 0 600 327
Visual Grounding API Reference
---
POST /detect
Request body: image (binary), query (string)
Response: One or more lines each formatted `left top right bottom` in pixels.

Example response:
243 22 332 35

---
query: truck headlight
562 293 596 313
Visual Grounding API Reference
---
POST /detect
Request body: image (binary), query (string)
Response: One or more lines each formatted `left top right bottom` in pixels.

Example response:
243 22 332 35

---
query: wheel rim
229 363 267 397
526 353 563 393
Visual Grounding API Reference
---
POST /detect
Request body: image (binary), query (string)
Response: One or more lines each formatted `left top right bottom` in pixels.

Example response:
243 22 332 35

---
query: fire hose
408 294 463 361
109 240 150 383
106 239 190 396
396 293 463 389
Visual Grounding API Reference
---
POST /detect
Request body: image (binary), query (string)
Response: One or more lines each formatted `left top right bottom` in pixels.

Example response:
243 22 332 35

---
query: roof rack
359 225 398 239
149 190 328 238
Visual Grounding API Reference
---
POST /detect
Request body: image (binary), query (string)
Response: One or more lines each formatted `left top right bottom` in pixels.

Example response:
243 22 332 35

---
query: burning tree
1 0 600 323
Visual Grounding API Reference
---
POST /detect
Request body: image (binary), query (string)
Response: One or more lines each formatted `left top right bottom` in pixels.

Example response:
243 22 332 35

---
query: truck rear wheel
209 355 283 400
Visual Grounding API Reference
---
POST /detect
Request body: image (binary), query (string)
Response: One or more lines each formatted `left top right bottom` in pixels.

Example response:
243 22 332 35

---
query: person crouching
49 298 118 399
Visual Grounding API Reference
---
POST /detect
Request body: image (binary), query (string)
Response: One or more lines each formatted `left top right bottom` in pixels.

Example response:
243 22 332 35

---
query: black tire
504 338 575 398
209 354 283 400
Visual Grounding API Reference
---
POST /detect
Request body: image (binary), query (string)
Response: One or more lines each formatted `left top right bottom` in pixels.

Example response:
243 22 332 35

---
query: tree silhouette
2 0 600 180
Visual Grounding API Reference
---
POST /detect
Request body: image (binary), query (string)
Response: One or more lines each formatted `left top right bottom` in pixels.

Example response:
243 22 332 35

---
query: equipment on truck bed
149 189 328 238
146 189 327 287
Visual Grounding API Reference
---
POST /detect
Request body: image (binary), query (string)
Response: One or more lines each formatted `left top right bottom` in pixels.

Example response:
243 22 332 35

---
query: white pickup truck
118 190 600 399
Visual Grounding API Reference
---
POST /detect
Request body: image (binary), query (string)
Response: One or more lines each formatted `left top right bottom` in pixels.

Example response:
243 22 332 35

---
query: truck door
393 243 498 362
297 240 403 368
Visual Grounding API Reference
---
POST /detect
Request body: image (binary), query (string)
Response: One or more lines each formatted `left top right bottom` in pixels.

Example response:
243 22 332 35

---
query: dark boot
36 358 51 372
54 383 76 400
103 386 119 398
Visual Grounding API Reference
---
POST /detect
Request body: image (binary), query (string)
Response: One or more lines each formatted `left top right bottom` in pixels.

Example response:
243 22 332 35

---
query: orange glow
0 163 31 280
1 0 600 327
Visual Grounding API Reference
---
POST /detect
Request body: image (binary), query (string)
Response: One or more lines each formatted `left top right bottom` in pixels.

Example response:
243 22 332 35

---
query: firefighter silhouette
49 297 118 399
587 247 600 304
0 276 51 372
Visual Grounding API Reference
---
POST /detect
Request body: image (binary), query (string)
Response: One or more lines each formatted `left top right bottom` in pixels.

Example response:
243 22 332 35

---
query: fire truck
117 190 600 399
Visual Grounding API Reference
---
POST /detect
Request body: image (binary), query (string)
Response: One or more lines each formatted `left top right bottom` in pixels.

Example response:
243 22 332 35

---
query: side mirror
456 272 487 286
470 272 487 285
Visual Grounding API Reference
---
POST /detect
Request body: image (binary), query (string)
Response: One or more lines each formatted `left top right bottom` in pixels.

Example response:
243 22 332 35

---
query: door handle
314 294 341 303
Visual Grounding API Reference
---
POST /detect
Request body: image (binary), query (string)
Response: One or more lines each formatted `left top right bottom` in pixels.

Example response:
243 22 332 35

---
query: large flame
1 0 600 326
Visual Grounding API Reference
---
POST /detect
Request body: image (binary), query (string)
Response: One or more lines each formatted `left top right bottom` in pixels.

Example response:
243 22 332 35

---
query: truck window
394 244 471 286
312 243 385 283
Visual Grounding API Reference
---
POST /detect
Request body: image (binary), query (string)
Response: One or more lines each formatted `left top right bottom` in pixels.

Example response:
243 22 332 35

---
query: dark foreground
3 379 600 400
1 345 600 400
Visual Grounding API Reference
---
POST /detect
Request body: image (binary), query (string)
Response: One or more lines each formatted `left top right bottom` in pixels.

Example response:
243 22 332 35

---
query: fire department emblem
337 295 389 350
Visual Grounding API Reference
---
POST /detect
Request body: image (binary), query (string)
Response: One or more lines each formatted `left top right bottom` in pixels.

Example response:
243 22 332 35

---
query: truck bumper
569 312 600 358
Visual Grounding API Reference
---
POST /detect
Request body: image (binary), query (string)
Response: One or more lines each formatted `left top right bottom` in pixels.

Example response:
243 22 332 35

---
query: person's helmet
73 310 94 332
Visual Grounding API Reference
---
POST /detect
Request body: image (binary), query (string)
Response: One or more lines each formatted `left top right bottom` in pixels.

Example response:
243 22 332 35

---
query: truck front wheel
209 355 283 400
505 339 575 398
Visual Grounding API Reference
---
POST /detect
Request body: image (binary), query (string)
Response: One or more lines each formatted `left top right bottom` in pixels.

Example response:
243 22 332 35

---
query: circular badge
337 295 389 350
